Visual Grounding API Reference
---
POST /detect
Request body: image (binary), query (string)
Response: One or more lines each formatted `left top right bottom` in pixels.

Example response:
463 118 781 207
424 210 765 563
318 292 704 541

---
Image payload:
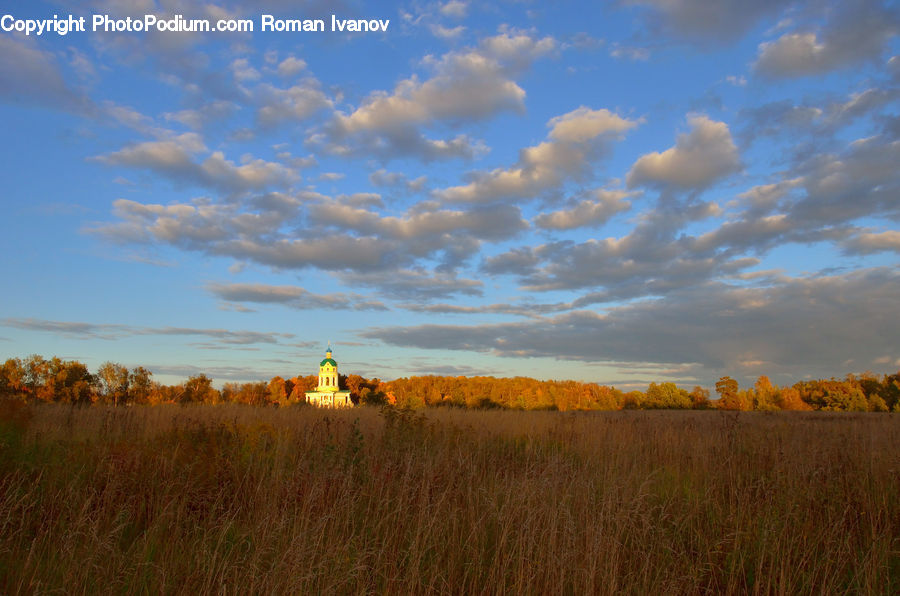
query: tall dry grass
0 401 898 594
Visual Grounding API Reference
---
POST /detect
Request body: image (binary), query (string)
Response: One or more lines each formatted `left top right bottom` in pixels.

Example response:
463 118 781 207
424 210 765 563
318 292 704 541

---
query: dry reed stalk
0 403 897 593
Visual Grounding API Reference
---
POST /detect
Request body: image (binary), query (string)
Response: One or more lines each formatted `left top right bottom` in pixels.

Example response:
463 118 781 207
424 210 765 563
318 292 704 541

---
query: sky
1 0 898 390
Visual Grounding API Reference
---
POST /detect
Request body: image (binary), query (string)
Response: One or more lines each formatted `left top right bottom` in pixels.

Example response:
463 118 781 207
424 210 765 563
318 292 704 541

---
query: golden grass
1 402 898 594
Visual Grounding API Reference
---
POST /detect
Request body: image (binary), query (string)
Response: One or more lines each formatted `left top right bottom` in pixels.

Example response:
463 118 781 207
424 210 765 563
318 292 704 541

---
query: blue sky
1 0 898 389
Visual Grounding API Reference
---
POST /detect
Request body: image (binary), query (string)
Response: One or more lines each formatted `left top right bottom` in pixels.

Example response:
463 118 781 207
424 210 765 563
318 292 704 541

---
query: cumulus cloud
363 267 900 386
437 107 639 202
308 200 528 268
627 115 740 191
789 135 900 225
89 1 253 102
206 282 388 311
521 130 895 297
841 230 900 254
369 169 428 193
627 0 791 42
322 28 555 160
165 100 236 130
0 36 92 113
276 56 307 77
431 24 466 40
489 220 750 298
93 134 295 194
339 270 484 301
90 187 529 277
92 197 396 270
440 1 468 18
309 201 527 243
754 0 899 78
256 80 332 128
740 88 899 143
534 189 633 230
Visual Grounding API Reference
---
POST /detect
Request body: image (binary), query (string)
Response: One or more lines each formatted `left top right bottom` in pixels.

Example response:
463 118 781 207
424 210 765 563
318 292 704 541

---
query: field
1 402 898 594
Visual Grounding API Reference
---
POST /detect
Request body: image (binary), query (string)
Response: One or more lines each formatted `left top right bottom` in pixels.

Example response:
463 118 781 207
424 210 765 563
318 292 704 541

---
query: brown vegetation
1 402 898 593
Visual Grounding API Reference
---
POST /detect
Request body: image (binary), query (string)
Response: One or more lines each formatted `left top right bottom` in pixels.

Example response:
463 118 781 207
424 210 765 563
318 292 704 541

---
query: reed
1 401 897 594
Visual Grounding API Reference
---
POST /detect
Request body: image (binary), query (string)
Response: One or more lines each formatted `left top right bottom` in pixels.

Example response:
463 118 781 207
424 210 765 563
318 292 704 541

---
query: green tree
644 382 692 409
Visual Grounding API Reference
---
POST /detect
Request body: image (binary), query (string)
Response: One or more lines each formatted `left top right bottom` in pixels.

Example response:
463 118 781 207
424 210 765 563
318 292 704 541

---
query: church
304 345 353 407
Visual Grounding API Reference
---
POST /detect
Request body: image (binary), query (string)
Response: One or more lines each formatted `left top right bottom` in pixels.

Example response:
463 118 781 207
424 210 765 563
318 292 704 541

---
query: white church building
304 345 353 407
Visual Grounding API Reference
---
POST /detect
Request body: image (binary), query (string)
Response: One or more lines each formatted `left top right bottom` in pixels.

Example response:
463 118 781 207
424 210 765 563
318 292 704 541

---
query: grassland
1 401 898 594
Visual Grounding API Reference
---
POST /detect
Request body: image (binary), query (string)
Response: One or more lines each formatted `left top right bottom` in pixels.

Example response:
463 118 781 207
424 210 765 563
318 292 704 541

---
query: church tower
317 346 339 391
305 344 353 407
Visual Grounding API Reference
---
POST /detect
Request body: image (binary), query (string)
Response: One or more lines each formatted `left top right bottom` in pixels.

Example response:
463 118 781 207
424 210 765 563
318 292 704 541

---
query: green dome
320 357 337 367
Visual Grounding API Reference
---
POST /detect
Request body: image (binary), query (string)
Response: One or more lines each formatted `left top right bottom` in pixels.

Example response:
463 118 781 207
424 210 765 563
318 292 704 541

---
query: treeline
1 354 899 412
382 373 900 412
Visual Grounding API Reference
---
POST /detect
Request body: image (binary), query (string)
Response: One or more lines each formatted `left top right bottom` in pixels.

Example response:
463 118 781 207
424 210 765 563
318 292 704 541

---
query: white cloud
369 169 428 193
256 81 332 128
610 44 651 61
627 115 740 191
164 100 236 130
0 36 92 113
94 135 295 194
91 189 528 278
440 1 468 18
431 24 466 40
277 56 307 77
842 230 900 254
230 57 260 82
438 107 639 202
323 29 555 160
534 190 633 230
628 0 792 42
754 1 899 77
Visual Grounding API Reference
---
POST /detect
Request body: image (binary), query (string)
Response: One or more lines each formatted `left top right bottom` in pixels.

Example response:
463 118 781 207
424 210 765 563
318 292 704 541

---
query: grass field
1 401 898 594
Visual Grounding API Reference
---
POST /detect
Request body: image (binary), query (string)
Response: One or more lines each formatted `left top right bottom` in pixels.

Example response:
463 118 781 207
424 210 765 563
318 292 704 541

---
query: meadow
1 401 898 594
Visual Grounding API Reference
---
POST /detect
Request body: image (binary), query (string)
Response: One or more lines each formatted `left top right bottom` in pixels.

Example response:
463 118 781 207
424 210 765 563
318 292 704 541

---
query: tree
98 362 130 406
0 358 26 398
23 354 50 399
715 376 742 410
268 376 288 405
43 358 94 404
777 386 809 410
880 372 900 411
822 384 868 412
753 376 779 411
130 367 153 404
644 382 692 409
182 374 216 404
689 386 710 409
622 390 644 409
